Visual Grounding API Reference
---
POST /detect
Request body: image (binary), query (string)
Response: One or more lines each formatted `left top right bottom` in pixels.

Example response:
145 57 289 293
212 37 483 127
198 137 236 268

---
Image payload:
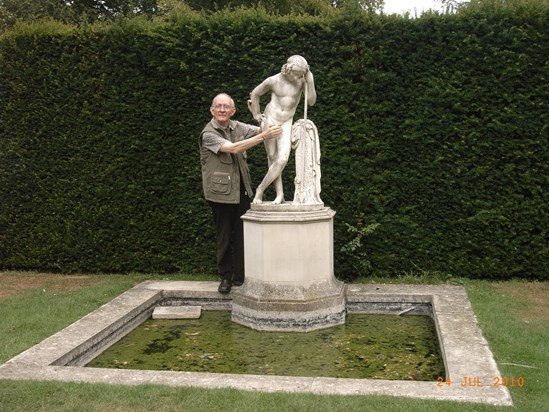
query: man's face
210 96 235 127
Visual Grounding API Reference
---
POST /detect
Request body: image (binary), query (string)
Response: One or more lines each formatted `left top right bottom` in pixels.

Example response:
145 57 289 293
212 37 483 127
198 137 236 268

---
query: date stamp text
437 376 525 388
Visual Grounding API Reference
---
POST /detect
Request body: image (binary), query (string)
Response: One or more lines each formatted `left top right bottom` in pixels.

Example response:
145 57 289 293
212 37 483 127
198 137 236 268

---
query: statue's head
281 55 309 76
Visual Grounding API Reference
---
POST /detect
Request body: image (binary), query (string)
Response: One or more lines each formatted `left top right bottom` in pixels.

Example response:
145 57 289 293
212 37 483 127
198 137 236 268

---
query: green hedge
0 3 547 279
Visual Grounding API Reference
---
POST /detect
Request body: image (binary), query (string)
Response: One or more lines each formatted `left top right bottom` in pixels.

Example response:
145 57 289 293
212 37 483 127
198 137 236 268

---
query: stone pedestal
231 203 346 332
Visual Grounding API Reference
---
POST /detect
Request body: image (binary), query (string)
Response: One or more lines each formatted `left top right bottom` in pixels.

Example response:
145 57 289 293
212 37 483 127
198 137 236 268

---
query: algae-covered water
87 311 444 380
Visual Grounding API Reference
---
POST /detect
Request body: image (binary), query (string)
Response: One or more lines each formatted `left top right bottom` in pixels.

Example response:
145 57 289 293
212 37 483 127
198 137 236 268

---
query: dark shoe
232 278 244 286
218 279 232 294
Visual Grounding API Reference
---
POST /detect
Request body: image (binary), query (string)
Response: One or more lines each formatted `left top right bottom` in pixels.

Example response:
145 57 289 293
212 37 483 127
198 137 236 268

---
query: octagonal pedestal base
231 204 345 332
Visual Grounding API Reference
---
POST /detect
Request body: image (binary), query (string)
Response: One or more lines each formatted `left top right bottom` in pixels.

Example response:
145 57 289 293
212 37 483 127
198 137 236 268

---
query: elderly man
248 55 316 204
199 93 281 293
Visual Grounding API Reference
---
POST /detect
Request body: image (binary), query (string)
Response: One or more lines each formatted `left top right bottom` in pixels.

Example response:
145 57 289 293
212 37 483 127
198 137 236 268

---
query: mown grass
0 273 547 411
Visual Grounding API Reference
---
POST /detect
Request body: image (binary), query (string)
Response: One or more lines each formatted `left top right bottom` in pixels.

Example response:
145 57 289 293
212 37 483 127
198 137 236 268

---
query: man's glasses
213 104 234 111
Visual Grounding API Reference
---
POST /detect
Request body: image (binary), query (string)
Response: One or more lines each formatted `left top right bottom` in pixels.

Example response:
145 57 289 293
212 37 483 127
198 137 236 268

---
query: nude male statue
248 55 317 204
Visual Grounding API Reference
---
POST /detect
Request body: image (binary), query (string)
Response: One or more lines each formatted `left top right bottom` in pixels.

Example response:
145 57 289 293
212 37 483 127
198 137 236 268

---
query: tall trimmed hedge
1 3 547 279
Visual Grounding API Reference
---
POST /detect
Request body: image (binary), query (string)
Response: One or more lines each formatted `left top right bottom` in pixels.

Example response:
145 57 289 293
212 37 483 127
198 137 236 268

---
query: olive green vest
199 120 254 204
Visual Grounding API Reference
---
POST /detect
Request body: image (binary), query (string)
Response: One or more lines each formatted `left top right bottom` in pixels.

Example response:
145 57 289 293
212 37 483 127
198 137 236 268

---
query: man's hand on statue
263 125 282 140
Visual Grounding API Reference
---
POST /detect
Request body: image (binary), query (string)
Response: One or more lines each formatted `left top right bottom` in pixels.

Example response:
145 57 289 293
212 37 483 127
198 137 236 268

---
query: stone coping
0 281 512 406
243 206 335 223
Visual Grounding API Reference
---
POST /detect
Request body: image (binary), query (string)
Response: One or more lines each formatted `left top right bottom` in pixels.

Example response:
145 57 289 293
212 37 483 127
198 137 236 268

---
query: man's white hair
211 93 235 108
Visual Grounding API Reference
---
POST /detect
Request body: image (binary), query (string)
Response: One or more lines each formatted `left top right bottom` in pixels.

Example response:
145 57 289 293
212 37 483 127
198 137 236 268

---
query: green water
87 311 444 380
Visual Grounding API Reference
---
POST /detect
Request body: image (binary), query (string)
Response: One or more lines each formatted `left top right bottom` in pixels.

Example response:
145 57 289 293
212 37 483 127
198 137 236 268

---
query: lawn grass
0 272 547 411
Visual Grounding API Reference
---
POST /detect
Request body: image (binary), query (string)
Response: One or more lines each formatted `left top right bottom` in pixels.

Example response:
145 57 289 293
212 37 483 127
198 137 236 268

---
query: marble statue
248 55 317 204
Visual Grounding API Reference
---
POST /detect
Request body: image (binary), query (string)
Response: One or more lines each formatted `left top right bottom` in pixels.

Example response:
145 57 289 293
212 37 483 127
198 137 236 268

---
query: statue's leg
271 122 292 204
272 176 283 204
252 139 277 204
253 121 292 204
253 149 288 204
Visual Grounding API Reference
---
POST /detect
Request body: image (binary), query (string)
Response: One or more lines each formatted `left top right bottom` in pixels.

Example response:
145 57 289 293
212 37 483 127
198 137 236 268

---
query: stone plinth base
231 277 345 332
231 204 346 332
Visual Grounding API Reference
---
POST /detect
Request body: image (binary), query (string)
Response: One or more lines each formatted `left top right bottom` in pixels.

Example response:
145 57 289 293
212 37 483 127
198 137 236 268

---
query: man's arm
219 125 282 154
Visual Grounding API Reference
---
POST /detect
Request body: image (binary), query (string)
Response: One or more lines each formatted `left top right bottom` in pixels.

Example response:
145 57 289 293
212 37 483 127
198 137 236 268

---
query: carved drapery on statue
291 119 322 205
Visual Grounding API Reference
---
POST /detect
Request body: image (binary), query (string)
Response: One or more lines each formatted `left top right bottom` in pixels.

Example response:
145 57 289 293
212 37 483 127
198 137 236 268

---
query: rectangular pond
0 281 512 406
